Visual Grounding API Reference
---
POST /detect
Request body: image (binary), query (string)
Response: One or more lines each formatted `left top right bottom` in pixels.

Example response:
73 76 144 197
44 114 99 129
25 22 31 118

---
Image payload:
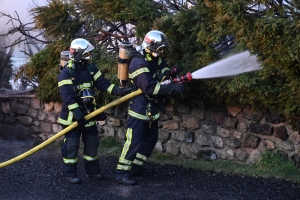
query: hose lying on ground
0 89 143 168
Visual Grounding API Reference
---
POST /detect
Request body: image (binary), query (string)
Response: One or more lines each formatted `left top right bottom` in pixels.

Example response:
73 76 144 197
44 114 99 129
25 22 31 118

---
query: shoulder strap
66 60 75 81
127 51 144 85
65 66 78 93
66 62 95 82
127 51 144 66
67 67 75 81
87 63 94 76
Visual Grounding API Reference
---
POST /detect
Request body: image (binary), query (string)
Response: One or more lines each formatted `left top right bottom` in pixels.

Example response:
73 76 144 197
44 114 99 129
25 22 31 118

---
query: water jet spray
161 51 261 85
192 51 261 79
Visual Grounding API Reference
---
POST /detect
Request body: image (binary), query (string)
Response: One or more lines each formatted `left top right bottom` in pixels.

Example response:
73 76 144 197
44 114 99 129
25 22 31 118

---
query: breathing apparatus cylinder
59 51 71 70
118 42 133 87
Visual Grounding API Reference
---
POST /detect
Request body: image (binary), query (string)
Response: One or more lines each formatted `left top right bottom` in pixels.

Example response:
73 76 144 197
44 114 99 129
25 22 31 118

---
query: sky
0 0 47 57
0 0 47 89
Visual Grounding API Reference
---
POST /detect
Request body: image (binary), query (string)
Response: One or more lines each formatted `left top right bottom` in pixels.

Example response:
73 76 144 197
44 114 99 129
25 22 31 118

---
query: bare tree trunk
0 36 14 88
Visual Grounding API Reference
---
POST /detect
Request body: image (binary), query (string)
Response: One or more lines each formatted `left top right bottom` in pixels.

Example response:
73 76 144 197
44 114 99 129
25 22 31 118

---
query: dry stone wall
0 95 62 144
101 102 300 166
1 95 300 166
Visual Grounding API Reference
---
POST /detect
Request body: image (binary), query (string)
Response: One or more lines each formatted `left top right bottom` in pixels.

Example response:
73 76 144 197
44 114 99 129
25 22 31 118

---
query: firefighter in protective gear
57 38 132 184
115 30 185 186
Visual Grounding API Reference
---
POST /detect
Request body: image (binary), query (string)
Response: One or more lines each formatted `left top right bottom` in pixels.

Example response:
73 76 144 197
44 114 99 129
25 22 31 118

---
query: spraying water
192 51 262 79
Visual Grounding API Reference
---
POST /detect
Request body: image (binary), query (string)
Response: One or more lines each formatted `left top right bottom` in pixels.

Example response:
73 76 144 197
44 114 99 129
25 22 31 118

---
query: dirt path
0 140 300 200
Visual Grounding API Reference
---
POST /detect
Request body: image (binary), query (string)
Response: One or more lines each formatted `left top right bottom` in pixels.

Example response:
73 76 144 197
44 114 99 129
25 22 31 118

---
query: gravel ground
1 140 300 200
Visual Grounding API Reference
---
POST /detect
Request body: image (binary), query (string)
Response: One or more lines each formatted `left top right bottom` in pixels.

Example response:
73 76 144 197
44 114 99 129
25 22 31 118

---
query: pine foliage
18 0 300 117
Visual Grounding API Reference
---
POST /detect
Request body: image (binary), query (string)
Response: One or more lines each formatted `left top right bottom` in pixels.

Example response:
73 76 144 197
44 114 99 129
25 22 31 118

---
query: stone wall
101 102 300 165
0 95 62 143
1 95 300 165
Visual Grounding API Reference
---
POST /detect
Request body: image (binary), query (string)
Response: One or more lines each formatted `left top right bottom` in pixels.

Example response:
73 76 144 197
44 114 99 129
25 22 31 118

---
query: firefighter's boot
66 176 82 184
86 173 104 180
115 171 137 186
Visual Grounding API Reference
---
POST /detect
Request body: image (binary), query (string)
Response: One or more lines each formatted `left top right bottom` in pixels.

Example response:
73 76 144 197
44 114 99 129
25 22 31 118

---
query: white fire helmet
69 38 95 62
141 30 169 57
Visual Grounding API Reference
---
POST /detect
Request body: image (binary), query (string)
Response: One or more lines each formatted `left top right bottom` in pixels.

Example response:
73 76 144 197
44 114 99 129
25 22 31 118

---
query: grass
47 138 64 149
98 136 123 155
255 150 300 180
150 150 300 182
97 137 300 183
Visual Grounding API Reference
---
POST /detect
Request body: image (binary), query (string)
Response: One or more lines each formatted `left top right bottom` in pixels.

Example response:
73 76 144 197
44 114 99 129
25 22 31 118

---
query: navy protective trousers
61 125 100 177
117 116 158 174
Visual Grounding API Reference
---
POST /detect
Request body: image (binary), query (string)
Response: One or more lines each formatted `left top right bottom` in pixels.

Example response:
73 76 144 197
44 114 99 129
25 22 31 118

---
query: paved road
0 140 300 200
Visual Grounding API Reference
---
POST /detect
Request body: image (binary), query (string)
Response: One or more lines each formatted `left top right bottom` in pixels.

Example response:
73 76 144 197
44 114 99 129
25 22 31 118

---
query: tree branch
0 11 51 50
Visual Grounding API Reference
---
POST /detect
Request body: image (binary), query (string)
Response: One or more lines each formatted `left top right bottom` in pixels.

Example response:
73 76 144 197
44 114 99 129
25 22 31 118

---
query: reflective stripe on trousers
117 116 158 171
61 125 100 177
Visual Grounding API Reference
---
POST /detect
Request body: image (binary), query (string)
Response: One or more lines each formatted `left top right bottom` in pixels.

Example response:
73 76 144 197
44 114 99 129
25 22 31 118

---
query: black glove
156 72 170 82
158 83 185 95
77 117 89 127
169 64 182 78
112 86 133 97
72 108 88 127
94 112 107 121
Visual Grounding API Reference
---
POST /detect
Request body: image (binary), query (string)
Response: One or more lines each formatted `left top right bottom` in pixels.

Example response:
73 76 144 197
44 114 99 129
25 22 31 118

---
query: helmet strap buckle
145 48 158 58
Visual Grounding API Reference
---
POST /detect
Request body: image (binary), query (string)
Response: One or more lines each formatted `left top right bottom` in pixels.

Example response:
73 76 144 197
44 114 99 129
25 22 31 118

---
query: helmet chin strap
145 48 158 57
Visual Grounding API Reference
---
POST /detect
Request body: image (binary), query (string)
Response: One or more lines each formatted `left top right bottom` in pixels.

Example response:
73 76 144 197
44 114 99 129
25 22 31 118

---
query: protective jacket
57 61 115 127
128 54 170 121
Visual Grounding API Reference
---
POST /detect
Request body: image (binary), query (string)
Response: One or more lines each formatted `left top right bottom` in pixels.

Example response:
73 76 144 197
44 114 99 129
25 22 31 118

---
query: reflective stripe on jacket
57 62 115 126
128 55 170 121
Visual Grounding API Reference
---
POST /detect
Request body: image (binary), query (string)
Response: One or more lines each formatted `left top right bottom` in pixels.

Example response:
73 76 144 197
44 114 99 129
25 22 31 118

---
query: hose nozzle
172 72 192 83
160 72 192 85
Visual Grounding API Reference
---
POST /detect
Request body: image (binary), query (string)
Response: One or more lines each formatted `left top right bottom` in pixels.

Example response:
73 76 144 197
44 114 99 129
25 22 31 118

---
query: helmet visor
157 45 169 57
84 43 94 53
82 51 93 60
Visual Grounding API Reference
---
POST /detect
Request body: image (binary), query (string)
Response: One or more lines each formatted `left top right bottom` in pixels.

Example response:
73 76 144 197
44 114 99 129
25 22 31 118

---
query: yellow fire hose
0 89 143 168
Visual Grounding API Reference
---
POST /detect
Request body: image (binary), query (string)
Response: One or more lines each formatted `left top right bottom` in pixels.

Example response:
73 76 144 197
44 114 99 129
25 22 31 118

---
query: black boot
115 171 137 186
86 173 104 180
63 163 80 184
66 176 82 184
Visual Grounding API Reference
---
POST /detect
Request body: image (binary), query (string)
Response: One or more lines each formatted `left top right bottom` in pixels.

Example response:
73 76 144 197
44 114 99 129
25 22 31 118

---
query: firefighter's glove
94 112 107 121
169 64 182 78
72 108 88 127
77 117 89 127
156 72 170 82
113 86 133 97
158 83 185 95
93 104 107 121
